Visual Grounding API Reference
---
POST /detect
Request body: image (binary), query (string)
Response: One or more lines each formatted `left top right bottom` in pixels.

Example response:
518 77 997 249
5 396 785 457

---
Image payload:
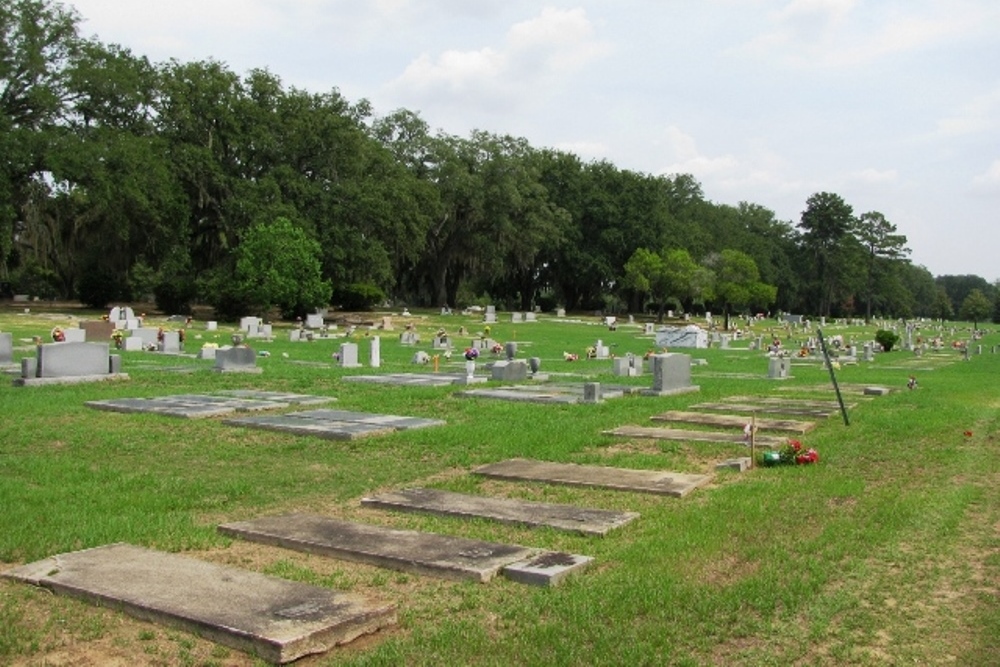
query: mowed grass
1 306 998 666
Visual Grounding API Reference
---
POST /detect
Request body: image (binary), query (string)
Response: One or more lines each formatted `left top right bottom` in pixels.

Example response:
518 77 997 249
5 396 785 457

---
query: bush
154 279 196 315
875 329 900 352
76 264 128 309
332 282 385 311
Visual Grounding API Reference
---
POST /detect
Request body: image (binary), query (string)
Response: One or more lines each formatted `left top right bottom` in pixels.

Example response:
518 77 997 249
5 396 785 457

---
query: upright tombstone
582 382 602 404
612 355 643 377
306 313 324 329
768 356 791 379
370 336 381 368
484 305 497 324
380 316 394 331
555 308 566 318
524 312 537 322
159 331 181 354
108 306 136 323
61 329 86 343
0 332 13 365
339 342 361 368
863 342 874 362
206 321 218 331
16 341 123 385
511 312 523 323
594 339 610 359
491 359 528 382
642 353 699 396
213 347 260 373
504 341 518 361
80 320 115 343
655 325 708 349
644 323 655 335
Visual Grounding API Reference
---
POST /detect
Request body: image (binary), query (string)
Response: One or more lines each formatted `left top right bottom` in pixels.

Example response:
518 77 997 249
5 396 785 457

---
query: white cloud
385 7 610 108
971 160 1000 195
850 168 899 184
935 88 1000 137
658 126 740 178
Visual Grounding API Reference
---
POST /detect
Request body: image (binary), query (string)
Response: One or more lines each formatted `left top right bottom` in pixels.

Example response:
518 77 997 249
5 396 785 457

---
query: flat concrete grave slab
343 373 469 387
474 459 711 498
723 395 856 410
215 390 337 406
361 488 639 537
223 415 397 440
503 552 593 587
1 543 395 664
603 425 786 448
85 393 308 419
218 514 588 585
455 388 581 404
690 402 836 418
285 409 445 431
650 410 816 434
776 383 892 396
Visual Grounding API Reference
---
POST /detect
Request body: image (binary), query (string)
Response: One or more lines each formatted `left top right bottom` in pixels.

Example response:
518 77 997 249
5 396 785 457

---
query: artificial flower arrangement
464 347 479 361
491 343 504 355
758 438 819 466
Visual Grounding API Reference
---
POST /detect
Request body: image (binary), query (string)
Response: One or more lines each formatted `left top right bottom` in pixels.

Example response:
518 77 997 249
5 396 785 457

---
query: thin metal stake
817 328 849 426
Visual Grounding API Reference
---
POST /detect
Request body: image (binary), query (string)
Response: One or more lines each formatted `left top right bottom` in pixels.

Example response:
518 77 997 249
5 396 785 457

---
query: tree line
2 0 998 322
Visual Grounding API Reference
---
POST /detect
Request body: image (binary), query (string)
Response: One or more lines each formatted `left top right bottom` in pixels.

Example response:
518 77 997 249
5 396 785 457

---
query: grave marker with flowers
759 439 819 466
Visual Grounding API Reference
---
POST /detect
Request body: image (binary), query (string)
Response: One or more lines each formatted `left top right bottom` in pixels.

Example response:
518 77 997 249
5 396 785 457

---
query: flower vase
465 360 476 379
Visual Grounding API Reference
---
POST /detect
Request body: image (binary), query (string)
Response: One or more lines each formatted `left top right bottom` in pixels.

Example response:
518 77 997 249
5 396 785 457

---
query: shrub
332 282 385 311
875 329 900 352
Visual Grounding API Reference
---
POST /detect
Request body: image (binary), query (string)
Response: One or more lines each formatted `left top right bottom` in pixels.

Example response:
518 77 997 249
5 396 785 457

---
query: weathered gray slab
650 410 816 434
219 514 548 583
455 388 580 404
361 488 639 537
723 395 856 409
86 398 235 418
503 552 593 587
603 425 786 447
343 373 467 387
716 457 752 472
14 373 129 387
1 543 395 664
223 415 396 440
286 410 446 430
84 393 304 419
776 383 889 395
690 402 836 418
215 390 337 405
474 459 711 498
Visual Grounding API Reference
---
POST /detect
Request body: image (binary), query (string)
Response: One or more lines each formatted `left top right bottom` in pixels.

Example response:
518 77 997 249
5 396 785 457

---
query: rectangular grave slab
474 459 711 498
650 410 816 434
284 410 446 430
502 552 592 587
214 390 337 405
455 388 580 404
603 425 786 447
343 373 463 387
85 397 237 419
1 543 395 664
361 488 639 537
723 395 856 410
220 514 562 583
223 415 397 440
690 402 836 418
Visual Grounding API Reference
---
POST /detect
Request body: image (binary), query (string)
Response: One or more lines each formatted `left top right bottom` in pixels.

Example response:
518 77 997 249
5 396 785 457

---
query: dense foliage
1 0 997 319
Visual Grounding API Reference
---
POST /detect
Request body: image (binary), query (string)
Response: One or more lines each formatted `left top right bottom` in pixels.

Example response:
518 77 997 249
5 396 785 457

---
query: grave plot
455 382 638 404
223 409 445 441
603 425 787 448
722 395 857 410
218 514 591 586
361 487 639 537
2 543 396 665
649 410 817 434
85 392 336 419
776 383 892 396
474 458 711 498
343 372 472 387
690 401 837 418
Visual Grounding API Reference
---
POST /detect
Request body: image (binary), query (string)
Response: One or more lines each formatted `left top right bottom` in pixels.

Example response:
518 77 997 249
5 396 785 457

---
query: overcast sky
66 0 1000 282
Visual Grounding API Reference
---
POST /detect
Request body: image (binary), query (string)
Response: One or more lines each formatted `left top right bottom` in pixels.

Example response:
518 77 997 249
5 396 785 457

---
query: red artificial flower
964 430 973 437
789 439 802 452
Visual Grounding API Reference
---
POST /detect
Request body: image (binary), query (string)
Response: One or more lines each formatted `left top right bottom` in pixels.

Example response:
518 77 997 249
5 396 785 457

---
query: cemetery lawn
1 306 998 666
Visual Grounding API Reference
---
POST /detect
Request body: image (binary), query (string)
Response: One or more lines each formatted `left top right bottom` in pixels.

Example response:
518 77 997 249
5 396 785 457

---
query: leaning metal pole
817 328 849 426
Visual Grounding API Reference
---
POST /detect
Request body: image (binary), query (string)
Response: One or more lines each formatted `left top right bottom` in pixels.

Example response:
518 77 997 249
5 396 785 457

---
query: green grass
1 306 998 665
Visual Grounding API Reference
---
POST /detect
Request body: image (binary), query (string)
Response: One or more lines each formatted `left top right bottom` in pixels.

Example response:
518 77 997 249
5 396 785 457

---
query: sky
66 0 1000 282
